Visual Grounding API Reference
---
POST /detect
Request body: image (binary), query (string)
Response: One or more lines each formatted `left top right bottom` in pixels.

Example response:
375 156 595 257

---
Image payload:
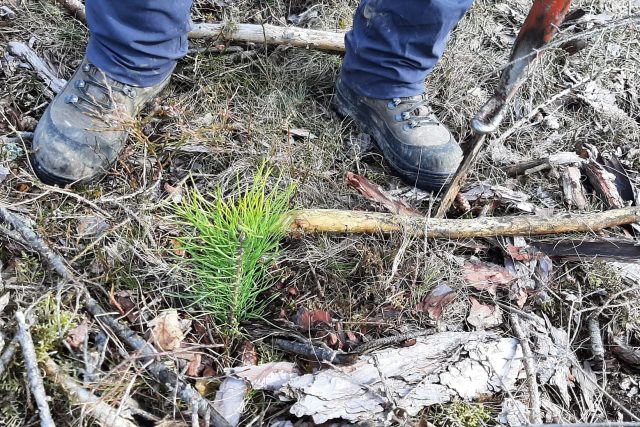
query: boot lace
64 63 137 116
386 96 439 131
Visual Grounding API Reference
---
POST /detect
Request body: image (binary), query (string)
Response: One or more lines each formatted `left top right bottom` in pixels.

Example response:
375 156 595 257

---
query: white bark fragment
237 332 524 425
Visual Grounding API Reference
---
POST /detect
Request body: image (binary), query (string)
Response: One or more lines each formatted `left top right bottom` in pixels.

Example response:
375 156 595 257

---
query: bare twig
0 205 73 280
84 298 233 427
42 355 137 427
271 337 357 365
510 313 542 425
0 335 19 376
352 329 434 354
15 311 55 427
7 42 66 94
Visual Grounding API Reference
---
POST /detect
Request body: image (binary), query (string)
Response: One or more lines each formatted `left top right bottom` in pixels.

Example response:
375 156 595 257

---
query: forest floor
1 0 640 426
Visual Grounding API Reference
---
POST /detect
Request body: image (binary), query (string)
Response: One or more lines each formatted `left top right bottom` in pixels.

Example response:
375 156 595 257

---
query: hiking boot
30 58 171 185
333 76 463 192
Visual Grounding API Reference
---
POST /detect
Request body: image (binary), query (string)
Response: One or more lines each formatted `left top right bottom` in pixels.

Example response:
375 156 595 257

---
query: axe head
471 0 572 134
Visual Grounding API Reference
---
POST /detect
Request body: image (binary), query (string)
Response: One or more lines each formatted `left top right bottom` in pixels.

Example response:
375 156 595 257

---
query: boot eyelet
402 123 412 131
394 114 403 122
125 88 137 98
65 95 79 104
75 80 86 89
401 112 411 120
82 64 92 72
387 101 397 110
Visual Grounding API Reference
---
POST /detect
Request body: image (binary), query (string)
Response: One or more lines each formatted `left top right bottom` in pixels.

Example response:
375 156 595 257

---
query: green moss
427 400 493 427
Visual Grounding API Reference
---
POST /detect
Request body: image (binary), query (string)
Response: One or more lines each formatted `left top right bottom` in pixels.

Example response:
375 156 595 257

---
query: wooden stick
42 356 137 427
0 205 73 280
189 23 346 53
291 206 640 238
52 0 86 24
7 42 66 94
52 0 346 53
84 298 233 427
510 313 542 425
15 311 56 427
435 134 486 218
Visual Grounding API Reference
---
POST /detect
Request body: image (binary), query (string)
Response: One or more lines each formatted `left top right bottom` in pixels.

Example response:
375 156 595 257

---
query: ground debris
460 183 536 213
233 332 523 424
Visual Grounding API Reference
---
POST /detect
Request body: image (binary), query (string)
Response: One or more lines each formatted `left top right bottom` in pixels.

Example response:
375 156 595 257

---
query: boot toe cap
30 109 115 186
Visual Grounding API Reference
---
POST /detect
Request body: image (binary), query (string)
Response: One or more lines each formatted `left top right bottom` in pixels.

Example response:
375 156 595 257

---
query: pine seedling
176 166 294 330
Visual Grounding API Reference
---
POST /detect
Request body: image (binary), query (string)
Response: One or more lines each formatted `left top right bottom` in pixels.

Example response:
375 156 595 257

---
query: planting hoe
435 0 572 218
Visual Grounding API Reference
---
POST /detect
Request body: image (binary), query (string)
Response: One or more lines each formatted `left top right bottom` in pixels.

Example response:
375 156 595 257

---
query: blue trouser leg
85 0 192 87
341 0 474 99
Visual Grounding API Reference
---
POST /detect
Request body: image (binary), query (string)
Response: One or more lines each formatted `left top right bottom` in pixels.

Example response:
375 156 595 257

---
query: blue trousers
86 0 473 98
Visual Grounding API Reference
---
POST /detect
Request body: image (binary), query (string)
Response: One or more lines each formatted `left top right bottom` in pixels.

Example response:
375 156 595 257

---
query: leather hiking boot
30 58 171 185
333 76 463 192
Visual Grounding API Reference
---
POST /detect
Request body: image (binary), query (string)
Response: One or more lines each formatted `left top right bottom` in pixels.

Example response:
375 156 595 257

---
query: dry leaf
163 182 183 204
149 310 184 351
416 283 456 320
284 128 317 139
185 352 202 376
467 297 503 329
346 171 422 216
66 320 89 350
294 308 332 329
239 340 257 366
505 245 545 262
77 215 110 237
462 261 514 295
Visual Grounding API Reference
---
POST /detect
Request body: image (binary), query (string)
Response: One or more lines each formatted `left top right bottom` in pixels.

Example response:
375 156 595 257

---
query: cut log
189 23 345 53
560 166 588 210
291 207 640 238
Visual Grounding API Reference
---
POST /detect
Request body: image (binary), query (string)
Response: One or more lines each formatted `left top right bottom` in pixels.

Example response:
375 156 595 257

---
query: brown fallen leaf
163 182 183 204
149 310 184 351
416 283 456 320
505 245 545 262
111 290 138 323
239 340 257 366
185 351 202 377
346 171 422 217
66 320 89 350
463 261 514 295
467 297 503 329
294 308 332 329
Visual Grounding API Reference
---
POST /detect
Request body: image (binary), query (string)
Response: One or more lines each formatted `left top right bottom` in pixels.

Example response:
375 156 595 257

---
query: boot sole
333 82 455 192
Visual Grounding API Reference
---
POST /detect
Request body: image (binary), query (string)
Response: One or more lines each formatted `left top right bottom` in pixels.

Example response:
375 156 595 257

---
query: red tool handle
471 0 572 134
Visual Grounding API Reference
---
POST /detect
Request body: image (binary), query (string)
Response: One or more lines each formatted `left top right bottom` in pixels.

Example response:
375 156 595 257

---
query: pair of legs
32 0 473 189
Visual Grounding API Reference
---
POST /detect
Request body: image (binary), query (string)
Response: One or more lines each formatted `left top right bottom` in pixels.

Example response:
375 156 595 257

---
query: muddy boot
333 76 463 192
30 58 171 185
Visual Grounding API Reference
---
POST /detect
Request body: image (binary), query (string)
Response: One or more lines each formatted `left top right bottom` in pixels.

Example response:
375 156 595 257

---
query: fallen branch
189 23 345 53
0 205 73 280
16 311 55 427
509 313 542 425
42 355 137 427
504 152 584 177
52 0 86 24
7 42 66 94
52 0 346 53
291 206 640 238
0 335 19 376
271 337 357 365
84 297 232 427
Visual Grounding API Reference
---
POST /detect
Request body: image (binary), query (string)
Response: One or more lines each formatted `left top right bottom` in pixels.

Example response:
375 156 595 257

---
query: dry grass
1 0 640 424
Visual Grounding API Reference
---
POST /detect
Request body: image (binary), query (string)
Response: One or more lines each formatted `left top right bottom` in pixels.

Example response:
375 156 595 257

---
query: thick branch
189 23 345 53
291 207 640 238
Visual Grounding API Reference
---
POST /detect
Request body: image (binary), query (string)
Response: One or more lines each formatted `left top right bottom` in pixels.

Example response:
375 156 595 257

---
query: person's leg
341 0 474 99
31 0 192 185
85 0 192 87
334 0 473 192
